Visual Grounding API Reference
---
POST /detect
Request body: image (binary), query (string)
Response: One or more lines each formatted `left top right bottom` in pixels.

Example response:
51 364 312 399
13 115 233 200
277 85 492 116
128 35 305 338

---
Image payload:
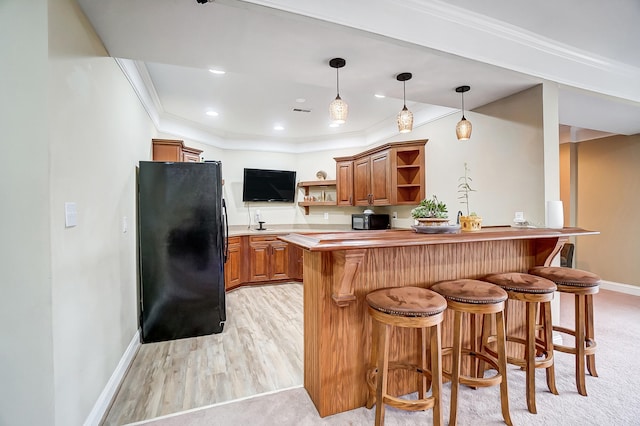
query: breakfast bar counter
279 226 598 417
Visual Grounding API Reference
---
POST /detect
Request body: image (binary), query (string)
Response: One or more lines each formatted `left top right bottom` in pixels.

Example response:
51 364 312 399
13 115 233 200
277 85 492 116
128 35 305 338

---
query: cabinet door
152 143 182 162
370 150 390 205
353 156 372 206
336 161 354 206
270 241 290 280
182 151 201 162
224 239 242 290
249 243 271 282
289 245 304 280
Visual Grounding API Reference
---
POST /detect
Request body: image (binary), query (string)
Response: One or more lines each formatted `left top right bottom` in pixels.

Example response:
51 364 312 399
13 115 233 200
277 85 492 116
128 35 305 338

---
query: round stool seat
485 272 557 294
529 266 601 288
431 279 508 304
366 286 447 317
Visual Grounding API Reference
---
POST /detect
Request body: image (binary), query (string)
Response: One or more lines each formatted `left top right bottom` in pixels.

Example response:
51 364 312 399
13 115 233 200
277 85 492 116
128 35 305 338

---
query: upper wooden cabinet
335 161 354 206
152 139 202 162
334 140 426 206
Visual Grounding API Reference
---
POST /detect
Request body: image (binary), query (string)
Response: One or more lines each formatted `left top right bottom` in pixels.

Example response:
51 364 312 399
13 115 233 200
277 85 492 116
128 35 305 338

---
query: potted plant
411 195 449 226
458 162 482 232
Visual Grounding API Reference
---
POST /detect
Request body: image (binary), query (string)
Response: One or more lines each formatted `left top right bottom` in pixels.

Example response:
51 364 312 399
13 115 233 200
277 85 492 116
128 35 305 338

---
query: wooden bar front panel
304 238 546 417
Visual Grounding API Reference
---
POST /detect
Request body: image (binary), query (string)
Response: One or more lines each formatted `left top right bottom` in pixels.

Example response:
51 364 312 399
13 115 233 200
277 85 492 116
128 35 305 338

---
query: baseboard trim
84 330 141 426
600 280 640 296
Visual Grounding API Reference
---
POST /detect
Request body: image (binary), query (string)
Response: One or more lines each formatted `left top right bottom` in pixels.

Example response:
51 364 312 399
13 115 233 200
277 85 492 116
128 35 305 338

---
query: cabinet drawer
249 235 280 243
228 236 241 245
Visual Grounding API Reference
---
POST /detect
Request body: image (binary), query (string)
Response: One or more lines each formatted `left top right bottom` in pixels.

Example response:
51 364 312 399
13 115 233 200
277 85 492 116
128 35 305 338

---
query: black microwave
352 214 390 230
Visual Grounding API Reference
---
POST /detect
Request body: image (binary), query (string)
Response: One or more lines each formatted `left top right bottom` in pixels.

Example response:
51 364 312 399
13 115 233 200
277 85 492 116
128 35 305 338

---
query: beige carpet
129 289 640 425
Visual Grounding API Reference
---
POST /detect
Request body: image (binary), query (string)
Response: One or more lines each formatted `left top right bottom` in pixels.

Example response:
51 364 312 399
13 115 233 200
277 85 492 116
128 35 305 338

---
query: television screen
242 168 297 202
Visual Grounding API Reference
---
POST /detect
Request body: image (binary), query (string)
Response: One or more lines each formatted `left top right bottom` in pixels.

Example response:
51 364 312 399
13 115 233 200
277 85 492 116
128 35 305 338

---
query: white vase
546 200 564 229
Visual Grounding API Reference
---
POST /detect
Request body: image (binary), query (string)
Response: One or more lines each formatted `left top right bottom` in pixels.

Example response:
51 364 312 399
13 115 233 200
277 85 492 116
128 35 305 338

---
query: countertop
278 226 599 251
227 224 353 237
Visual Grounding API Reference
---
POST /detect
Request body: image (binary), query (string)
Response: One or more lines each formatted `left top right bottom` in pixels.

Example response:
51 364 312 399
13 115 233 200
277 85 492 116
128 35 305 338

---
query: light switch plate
65 202 77 227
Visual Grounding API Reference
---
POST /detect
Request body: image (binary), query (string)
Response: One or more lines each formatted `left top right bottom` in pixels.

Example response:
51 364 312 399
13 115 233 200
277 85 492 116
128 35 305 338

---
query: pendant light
396 72 413 133
455 85 472 140
329 58 348 124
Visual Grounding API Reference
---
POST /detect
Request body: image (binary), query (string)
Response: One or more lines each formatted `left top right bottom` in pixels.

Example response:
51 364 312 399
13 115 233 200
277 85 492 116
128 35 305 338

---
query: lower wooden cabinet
224 236 242 290
224 234 302 290
249 235 289 282
289 245 304 281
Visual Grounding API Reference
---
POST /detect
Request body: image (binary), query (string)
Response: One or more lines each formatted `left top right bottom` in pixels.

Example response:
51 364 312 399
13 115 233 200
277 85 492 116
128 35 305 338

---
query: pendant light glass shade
330 95 348 124
329 58 348 124
455 85 472 140
456 117 472 140
396 72 413 133
397 106 413 133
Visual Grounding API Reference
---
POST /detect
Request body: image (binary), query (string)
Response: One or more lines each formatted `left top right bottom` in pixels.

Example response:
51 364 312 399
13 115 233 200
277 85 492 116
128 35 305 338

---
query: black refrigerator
137 161 227 343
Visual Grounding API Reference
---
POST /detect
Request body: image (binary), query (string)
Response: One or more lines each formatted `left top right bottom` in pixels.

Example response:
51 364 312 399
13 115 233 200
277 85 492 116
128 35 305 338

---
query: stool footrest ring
553 326 597 355
366 362 436 409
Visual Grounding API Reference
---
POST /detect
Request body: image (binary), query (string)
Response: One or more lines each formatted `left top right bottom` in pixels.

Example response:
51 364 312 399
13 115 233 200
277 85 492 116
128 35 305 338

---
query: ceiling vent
293 108 312 113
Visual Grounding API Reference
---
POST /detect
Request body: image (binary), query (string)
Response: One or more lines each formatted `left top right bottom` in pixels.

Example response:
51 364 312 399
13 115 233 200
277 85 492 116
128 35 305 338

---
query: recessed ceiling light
329 123 340 128
296 98 306 103
208 69 226 75
274 124 284 131
206 111 219 117
374 93 386 98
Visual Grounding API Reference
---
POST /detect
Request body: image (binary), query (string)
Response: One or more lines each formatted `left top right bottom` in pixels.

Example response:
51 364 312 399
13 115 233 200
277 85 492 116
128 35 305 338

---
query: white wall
0 1 56 425
199 86 546 229
1 3 548 425
48 1 154 424
174 87 546 229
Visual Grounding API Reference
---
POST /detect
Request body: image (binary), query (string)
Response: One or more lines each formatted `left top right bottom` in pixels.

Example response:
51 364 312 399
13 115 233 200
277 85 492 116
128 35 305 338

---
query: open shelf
298 180 337 215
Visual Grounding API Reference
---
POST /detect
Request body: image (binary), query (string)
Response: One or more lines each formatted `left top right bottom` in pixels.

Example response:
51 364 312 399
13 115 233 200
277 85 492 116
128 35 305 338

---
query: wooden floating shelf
298 180 337 187
298 180 337 215
298 201 337 207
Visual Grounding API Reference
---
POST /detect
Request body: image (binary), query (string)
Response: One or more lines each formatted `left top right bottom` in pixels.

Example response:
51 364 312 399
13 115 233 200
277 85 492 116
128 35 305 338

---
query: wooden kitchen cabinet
335 161 354 206
152 139 202 162
335 140 424 207
289 244 304 280
248 235 290 282
390 143 425 204
224 236 243 290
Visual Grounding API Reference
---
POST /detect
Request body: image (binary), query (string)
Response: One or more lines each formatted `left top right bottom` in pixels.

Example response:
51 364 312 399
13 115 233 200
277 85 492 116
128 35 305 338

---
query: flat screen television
242 168 297 202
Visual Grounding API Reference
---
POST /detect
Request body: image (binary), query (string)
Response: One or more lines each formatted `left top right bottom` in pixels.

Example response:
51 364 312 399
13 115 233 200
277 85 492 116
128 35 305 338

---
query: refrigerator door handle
222 198 229 263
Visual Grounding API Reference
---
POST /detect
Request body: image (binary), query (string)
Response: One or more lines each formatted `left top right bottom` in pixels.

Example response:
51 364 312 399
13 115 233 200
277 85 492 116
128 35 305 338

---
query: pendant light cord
336 67 340 97
461 90 465 119
403 80 407 108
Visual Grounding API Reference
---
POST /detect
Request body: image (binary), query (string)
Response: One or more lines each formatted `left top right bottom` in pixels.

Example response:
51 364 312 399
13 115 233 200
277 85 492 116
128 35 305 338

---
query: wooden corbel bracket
535 236 569 266
331 249 365 307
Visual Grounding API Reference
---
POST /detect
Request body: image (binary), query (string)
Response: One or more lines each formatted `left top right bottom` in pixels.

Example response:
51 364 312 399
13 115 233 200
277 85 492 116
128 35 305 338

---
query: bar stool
366 286 447 426
430 279 512 426
484 272 558 414
529 266 601 396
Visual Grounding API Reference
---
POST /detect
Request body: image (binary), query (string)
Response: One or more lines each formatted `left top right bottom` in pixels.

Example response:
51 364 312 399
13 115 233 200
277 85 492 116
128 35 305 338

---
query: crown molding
115 59 160 127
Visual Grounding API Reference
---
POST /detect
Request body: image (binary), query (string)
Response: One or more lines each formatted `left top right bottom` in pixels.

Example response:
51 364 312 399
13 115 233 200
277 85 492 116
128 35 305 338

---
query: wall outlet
324 212 329 220
392 211 398 219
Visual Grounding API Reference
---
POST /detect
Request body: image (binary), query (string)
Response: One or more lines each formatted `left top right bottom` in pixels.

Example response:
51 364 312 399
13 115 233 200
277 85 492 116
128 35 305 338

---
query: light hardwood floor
102 283 303 425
